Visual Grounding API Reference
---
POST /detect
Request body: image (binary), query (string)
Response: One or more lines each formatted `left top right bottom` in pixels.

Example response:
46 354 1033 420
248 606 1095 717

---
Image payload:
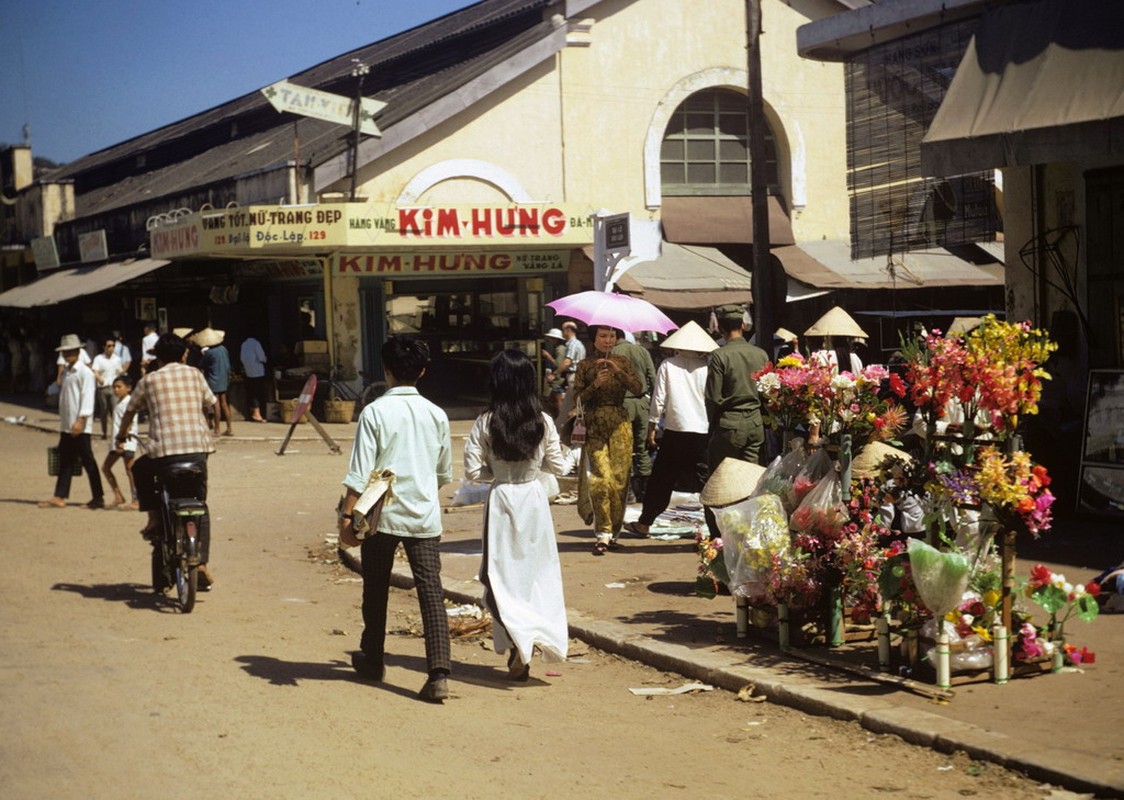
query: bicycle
149 457 209 613
329 367 387 418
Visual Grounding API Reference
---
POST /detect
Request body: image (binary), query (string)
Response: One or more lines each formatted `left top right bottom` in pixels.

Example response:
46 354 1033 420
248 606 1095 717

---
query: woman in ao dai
465 350 570 680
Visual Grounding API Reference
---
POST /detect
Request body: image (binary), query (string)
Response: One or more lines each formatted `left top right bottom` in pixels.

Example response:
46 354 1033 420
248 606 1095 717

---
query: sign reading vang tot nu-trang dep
149 203 596 258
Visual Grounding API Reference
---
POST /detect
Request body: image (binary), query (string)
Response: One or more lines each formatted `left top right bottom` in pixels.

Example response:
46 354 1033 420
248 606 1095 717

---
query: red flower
1029 564 1052 588
1086 581 1102 597
888 372 906 398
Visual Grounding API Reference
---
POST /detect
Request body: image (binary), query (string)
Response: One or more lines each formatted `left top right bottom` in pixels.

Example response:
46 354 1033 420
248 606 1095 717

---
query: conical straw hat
700 457 767 507
191 327 225 347
660 320 718 353
804 306 868 339
774 327 798 343
852 442 913 480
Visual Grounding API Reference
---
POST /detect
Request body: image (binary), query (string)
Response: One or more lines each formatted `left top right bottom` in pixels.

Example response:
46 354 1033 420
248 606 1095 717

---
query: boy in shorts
104 375 139 508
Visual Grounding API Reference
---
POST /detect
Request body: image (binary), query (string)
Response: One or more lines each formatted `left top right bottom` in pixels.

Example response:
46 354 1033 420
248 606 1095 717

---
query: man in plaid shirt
117 333 217 587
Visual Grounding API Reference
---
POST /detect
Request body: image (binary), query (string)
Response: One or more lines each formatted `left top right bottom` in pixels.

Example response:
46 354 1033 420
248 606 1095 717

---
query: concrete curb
336 547 1122 797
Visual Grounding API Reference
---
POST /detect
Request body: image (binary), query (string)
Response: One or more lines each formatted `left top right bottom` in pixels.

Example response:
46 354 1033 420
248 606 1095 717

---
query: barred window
660 89 778 195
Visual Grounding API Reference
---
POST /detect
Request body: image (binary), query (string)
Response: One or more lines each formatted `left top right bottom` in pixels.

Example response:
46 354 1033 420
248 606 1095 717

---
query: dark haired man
338 337 454 703
705 304 769 471
117 333 217 588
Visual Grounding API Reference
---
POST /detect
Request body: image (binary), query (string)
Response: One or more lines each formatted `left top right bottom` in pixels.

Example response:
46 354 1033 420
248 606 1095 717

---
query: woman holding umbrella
571 326 642 554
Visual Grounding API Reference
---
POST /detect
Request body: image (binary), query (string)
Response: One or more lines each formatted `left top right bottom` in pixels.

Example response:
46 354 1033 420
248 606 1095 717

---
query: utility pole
746 0 778 349
349 60 370 202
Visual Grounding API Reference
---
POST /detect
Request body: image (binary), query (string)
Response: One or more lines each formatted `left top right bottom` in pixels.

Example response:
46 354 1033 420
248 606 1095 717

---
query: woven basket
324 399 355 423
279 399 309 424
47 446 84 477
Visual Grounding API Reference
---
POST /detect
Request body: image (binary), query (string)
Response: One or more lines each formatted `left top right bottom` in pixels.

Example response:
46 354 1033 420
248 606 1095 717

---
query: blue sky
0 0 470 164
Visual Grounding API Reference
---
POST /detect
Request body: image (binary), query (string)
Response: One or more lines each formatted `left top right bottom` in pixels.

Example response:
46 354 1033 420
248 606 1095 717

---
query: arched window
660 89 778 195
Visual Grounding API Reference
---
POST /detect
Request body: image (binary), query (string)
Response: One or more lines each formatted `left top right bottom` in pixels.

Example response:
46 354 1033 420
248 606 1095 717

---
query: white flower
756 373 781 394
830 374 855 391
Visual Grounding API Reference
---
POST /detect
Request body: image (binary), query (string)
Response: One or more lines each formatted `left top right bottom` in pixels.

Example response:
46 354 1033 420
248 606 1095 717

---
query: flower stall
697 314 1102 690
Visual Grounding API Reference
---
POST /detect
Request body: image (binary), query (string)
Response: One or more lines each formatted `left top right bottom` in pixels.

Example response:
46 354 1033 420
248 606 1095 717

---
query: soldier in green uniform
704 304 769 472
612 331 657 502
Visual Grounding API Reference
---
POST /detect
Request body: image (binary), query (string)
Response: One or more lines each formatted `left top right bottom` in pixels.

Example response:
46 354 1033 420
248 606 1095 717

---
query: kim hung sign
149 203 594 258
335 250 569 276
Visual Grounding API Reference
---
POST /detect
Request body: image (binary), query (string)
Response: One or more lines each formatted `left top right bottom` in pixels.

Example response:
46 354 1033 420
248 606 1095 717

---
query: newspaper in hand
351 469 396 535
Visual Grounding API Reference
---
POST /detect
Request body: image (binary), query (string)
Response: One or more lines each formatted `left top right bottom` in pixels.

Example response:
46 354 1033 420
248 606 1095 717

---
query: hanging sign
262 80 386 136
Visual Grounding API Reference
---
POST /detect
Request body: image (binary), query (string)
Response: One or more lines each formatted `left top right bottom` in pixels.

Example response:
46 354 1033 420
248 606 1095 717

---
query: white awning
0 258 170 308
921 0 1124 175
775 241 1003 290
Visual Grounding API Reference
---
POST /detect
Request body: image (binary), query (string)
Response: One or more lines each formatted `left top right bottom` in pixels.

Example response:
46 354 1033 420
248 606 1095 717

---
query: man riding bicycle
116 333 217 588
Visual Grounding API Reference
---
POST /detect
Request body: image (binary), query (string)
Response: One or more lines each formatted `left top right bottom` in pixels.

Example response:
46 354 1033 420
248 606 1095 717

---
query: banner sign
334 250 569 277
78 229 108 263
150 203 595 258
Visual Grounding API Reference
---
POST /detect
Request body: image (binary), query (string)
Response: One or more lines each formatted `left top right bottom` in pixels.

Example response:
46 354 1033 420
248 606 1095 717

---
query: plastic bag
792 448 833 505
718 493 789 599
907 538 969 617
920 617 994 672
752 444 807 515
451 478 491 507
789 470 848 540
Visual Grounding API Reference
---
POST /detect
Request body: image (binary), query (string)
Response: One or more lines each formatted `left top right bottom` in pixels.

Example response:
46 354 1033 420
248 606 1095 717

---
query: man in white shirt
113 330 132 376
338 337 453 703
91 336 124 439
239 335 269 422
624 321 716 537
140 322 159 374
39 334 105 509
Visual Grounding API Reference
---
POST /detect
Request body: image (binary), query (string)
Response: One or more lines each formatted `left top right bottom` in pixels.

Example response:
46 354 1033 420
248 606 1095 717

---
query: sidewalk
5 395 1121 797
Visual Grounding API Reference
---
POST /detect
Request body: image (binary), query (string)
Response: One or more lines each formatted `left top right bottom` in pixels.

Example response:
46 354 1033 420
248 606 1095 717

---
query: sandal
592 541 609 556
507 650 530 682
624 521 650 538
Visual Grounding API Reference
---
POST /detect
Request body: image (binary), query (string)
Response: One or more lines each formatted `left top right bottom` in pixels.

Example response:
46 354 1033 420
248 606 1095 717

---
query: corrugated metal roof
49 0 554 219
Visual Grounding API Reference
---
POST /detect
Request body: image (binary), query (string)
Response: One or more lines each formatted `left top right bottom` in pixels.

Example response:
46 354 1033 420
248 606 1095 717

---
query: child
103 375 139 508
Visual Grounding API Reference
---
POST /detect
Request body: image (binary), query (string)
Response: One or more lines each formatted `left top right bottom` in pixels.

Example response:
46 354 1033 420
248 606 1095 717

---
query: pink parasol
546 291 678 334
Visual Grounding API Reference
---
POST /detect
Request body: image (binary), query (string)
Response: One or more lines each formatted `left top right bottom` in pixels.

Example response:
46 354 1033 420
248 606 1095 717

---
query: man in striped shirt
117 333 217 586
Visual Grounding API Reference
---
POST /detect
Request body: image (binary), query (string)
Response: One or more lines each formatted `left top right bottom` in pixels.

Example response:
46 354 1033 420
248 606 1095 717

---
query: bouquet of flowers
905 316 1056 444
975 446 1056 537
754 358 908 449
1025 564 1100 638
754 353 828 432
694 531 730 599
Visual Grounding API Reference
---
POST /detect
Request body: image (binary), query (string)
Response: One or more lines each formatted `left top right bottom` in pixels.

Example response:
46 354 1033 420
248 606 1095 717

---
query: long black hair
487 349 545 462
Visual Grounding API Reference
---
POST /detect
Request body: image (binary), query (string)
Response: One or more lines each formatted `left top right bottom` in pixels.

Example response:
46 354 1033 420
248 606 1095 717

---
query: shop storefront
149 201 595 405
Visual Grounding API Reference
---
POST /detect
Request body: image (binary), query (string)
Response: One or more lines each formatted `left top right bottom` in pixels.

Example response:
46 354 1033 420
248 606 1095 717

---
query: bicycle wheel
173 517 198 613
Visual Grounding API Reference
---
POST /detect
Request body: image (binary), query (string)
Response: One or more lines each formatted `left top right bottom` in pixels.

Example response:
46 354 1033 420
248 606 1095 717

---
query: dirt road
0 422 1076 798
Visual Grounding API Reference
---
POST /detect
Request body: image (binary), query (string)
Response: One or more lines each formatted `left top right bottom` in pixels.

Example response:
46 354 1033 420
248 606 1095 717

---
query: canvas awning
660 196 794 245
921 0 1124 176
0 258 170 308
774 241 1003 290
615 243 753 310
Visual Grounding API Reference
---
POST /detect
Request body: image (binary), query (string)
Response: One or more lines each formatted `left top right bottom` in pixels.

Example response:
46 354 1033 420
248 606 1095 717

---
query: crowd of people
336 302 780 700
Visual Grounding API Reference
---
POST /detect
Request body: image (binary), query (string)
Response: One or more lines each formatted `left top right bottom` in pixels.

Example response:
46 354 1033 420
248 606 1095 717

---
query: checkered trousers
360 534 451 675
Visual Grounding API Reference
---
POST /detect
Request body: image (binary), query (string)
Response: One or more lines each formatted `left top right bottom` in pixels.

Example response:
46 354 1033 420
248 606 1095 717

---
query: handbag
343 469 396 538
569 397 587 446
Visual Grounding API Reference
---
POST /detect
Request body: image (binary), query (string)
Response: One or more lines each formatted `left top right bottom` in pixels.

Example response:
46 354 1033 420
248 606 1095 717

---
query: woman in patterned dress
571 326 642 555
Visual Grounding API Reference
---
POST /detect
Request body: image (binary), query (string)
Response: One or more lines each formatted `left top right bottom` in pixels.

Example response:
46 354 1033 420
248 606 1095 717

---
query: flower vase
1051 626 1065 673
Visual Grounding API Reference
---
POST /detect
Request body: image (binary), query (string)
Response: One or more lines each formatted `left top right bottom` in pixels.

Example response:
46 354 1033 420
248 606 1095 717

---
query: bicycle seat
162 460 207 498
